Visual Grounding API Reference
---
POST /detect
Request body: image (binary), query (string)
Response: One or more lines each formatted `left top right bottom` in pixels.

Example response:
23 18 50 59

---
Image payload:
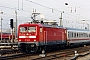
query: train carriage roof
65 27 90 32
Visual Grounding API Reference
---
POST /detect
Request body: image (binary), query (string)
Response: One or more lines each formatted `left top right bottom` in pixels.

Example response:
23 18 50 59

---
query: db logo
26 36 29 38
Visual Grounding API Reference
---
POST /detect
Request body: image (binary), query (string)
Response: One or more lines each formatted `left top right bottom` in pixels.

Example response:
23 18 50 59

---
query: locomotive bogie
18 42 38 53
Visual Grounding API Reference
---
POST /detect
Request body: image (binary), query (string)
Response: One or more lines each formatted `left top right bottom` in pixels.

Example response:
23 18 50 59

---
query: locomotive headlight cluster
19 39 21 41
31 44 35 47
34 39 36 42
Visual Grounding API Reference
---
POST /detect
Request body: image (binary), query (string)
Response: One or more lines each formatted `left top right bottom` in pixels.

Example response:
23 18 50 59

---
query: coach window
75 33 77 37
68 32 69 38
83 33 85 37
70 32 73 38
87 33 88 37
73 32 74 38
85 33 87 37
73 32 75 37
70 32 72 38
88 33 89 37
86 33 87 37
71 32 73 38
84 33 86 37
83 33 84 37
74 32 76 37
78 33 80 37
68 32 72 38
77 33 78 37
86 33 88 37
89 34 90 37
68 32 70 38
80 33 81 37
81 33 83 37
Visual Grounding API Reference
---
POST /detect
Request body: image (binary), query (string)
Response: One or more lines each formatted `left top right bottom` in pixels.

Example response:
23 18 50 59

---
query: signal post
10 19 14 43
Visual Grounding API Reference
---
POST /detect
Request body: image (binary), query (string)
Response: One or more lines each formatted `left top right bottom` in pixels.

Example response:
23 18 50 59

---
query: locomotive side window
40 27 42 32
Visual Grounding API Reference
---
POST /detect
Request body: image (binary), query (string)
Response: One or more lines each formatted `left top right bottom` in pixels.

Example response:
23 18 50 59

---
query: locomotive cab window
20 26 36 32
28 27 36 32
20 27 26 32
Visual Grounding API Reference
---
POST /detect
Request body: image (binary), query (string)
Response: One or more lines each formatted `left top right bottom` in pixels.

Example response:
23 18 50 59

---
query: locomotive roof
19 23 90 32
19 23 64 28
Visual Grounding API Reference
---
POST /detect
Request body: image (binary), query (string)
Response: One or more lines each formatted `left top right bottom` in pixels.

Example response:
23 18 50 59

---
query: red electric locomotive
18 22 67 53
18 21 90 53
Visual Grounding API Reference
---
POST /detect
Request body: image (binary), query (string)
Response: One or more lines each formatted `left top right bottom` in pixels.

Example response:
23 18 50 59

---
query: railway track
0 49 37 60
1 45 90 60
0 52 37 60
0 53 37 60
31 46 90 60
0 49 19 56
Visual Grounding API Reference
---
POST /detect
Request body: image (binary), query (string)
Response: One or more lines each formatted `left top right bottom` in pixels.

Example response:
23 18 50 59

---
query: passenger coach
66 27 90 45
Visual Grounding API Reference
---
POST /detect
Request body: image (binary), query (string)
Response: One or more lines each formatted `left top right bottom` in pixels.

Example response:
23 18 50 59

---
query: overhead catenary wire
0 0 85 20
25 0 85 20
0 0 86 27
0 0 89 22
0 0 89 20
55 0 89 19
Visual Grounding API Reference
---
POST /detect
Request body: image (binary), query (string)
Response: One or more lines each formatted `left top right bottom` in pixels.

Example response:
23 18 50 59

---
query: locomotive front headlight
19 40 21 41
34 39 36 42
31 44 35 47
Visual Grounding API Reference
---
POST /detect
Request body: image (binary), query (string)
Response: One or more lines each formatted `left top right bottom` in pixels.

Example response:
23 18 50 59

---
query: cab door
39 27 43 43
43 27 47 44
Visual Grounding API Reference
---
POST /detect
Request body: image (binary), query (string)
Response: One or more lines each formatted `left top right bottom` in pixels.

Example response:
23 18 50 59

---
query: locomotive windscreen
20 26 36 33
